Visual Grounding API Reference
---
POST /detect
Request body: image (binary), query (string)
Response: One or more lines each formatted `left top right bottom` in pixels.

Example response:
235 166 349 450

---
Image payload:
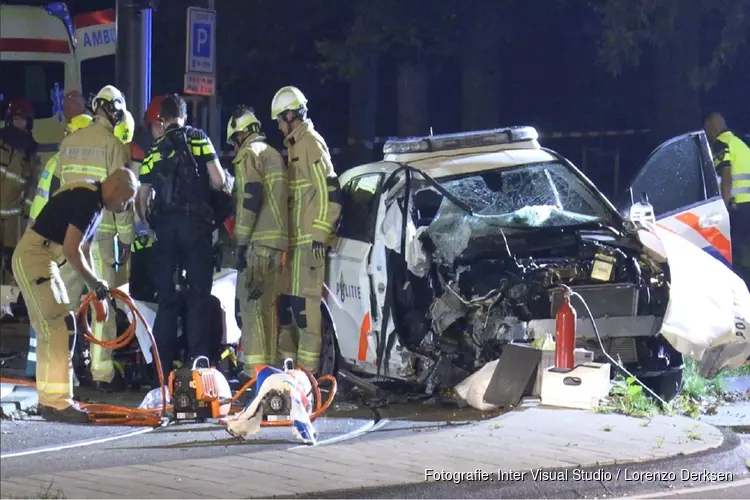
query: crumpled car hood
640 224 750 375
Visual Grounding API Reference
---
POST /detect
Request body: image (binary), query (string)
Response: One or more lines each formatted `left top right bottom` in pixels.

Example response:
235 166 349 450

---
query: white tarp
648 226 750 375
116 268 242 364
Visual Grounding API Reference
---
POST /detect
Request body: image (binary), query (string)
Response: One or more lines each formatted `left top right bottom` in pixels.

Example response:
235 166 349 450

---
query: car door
326 173 385 369
626 132 731 267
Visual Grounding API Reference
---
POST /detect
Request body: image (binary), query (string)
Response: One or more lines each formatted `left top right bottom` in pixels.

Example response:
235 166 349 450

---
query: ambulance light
382 126 539 155
45 2 77 49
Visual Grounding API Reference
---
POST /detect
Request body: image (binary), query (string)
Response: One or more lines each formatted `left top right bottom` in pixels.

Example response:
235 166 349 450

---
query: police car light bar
382 126 539 155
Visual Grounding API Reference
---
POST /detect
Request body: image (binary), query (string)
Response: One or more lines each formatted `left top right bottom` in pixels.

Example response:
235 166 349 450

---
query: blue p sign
193 22 211 58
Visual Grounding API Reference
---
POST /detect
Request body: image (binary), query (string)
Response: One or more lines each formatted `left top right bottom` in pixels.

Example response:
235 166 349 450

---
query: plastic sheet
139 386 171 409
648 226 750 374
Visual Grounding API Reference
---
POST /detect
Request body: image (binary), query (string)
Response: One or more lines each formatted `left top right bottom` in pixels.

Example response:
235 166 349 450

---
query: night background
9 0 750 200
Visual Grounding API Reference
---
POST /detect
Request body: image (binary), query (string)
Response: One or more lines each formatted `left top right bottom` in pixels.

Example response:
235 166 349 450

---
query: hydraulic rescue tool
0 288 338 428
168 356 232 422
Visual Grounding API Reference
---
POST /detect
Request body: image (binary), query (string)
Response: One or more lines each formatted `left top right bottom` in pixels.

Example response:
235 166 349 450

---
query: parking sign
186 7 216 75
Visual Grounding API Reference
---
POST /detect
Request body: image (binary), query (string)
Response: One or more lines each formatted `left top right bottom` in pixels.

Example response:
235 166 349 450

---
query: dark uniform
139 124 219 381
12 181 104 413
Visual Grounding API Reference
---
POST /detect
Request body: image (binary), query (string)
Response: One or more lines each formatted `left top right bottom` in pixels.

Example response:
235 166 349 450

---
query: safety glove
312 241 327 261
245 246 283 300
93 279 110 301
235 245 248 271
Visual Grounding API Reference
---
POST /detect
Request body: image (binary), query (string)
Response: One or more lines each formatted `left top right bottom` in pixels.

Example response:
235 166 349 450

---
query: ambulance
0 2 118 164
0 2 117 293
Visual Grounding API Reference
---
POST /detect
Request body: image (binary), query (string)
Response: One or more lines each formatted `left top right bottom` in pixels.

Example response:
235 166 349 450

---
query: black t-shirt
32 184 104 245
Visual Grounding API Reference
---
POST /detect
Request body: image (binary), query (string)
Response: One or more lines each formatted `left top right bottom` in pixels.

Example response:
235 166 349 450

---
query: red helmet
145 95 167 125
5 98 35 130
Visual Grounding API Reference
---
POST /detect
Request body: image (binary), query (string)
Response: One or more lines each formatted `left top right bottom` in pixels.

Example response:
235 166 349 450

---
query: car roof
340 145 557 186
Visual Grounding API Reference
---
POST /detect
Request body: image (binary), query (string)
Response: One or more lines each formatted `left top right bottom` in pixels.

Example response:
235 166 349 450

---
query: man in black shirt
137 94 229 385
12 168 138 423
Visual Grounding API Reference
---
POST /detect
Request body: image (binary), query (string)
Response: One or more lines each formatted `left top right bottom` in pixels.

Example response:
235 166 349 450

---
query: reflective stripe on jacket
58 116 135 244
283 120 341 247
233 133 289 250
29 153 62 221
714 131 750 204
0 136 36 217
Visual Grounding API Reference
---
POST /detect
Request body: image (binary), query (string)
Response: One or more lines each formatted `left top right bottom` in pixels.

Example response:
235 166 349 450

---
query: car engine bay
378 169 672 391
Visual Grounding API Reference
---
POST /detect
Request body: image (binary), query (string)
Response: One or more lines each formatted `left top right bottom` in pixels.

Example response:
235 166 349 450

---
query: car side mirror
627 191 656 227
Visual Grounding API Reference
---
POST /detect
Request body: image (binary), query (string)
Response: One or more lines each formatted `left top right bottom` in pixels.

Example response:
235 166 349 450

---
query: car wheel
644 368 684 402
319 307 339 378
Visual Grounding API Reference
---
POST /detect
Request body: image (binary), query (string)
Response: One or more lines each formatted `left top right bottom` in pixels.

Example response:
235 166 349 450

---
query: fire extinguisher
555 287 577 370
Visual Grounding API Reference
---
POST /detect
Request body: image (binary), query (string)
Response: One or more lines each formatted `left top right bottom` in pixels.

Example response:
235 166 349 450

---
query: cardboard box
540 362 611 410
531 348 594 397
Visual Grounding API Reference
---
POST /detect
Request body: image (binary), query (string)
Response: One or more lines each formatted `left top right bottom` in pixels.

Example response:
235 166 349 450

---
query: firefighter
226 105 288 374
12 168 138 423
704 112 750 287
138 94 230 384
57 85 135 390
271 86 341 372
1 98 41 283
113 109 137 288
25 112 135 378
28 114 93 226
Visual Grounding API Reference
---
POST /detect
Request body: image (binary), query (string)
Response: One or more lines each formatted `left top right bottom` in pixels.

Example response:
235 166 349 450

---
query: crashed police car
322 126 750 401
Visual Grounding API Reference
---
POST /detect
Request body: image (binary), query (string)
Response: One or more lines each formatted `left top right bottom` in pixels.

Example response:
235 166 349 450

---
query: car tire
644 368 684 402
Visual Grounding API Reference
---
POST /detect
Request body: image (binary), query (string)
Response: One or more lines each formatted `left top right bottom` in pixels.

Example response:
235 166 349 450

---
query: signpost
184 6 216 96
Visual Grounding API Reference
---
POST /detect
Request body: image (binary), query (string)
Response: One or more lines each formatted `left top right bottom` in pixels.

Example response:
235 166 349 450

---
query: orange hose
0 289 337 428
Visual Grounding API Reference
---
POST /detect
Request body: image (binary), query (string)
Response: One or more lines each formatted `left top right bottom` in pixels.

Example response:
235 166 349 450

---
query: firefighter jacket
29 152 63 221
283 120 341 247
0 127 39 219
233 133 289 251
58 116 135 244
714 130 750 205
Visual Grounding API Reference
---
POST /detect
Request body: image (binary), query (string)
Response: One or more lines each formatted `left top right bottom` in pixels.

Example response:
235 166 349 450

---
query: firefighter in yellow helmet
271 86 341 372
57 84 134 390
227 105 289 374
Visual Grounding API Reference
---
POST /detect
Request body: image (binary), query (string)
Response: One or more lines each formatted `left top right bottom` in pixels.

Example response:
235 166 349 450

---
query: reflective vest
717 131 750 204
29 153 60 221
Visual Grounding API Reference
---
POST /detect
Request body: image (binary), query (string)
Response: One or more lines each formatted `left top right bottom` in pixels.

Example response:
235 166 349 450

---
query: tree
595 0 750 141
317 1 460 138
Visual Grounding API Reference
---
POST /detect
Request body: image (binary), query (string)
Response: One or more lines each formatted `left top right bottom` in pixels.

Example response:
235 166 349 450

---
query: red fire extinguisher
555 288 577 370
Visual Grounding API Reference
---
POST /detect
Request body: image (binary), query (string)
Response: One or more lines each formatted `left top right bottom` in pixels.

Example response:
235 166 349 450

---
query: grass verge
597 357 749 419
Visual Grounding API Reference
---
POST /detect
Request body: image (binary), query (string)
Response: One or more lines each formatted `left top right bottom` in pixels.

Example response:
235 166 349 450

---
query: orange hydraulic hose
0 289 337 428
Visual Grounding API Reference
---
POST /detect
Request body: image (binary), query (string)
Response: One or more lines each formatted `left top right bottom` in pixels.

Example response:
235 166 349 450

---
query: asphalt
299 430 750 499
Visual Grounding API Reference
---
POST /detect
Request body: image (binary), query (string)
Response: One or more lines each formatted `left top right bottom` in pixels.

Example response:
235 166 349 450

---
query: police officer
226 105 288 374
1 98 40 283
704 112 750 287
13 168 138 423
57 85 135 390
271 86 342 373
138 94 229 384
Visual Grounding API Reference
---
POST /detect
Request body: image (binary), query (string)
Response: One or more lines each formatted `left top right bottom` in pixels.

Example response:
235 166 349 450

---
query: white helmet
226 105 261 145
271 86 308 121
91 85 127 123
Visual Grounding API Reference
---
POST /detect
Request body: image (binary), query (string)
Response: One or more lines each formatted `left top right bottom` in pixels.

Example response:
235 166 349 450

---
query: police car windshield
434 161 614 228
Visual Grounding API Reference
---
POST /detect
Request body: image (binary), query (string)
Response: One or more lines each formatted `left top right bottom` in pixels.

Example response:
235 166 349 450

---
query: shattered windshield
435 162 612 228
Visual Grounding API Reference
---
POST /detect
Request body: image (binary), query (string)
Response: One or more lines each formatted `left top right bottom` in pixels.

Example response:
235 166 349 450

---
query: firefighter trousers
89 235 118 382
236 245 283 374
26 262 86 377
11 230 76 410
278 245 325 372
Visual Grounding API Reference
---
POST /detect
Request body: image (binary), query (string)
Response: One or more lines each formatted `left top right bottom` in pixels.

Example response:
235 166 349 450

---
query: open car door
625 131 732 267
326 172 386 372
